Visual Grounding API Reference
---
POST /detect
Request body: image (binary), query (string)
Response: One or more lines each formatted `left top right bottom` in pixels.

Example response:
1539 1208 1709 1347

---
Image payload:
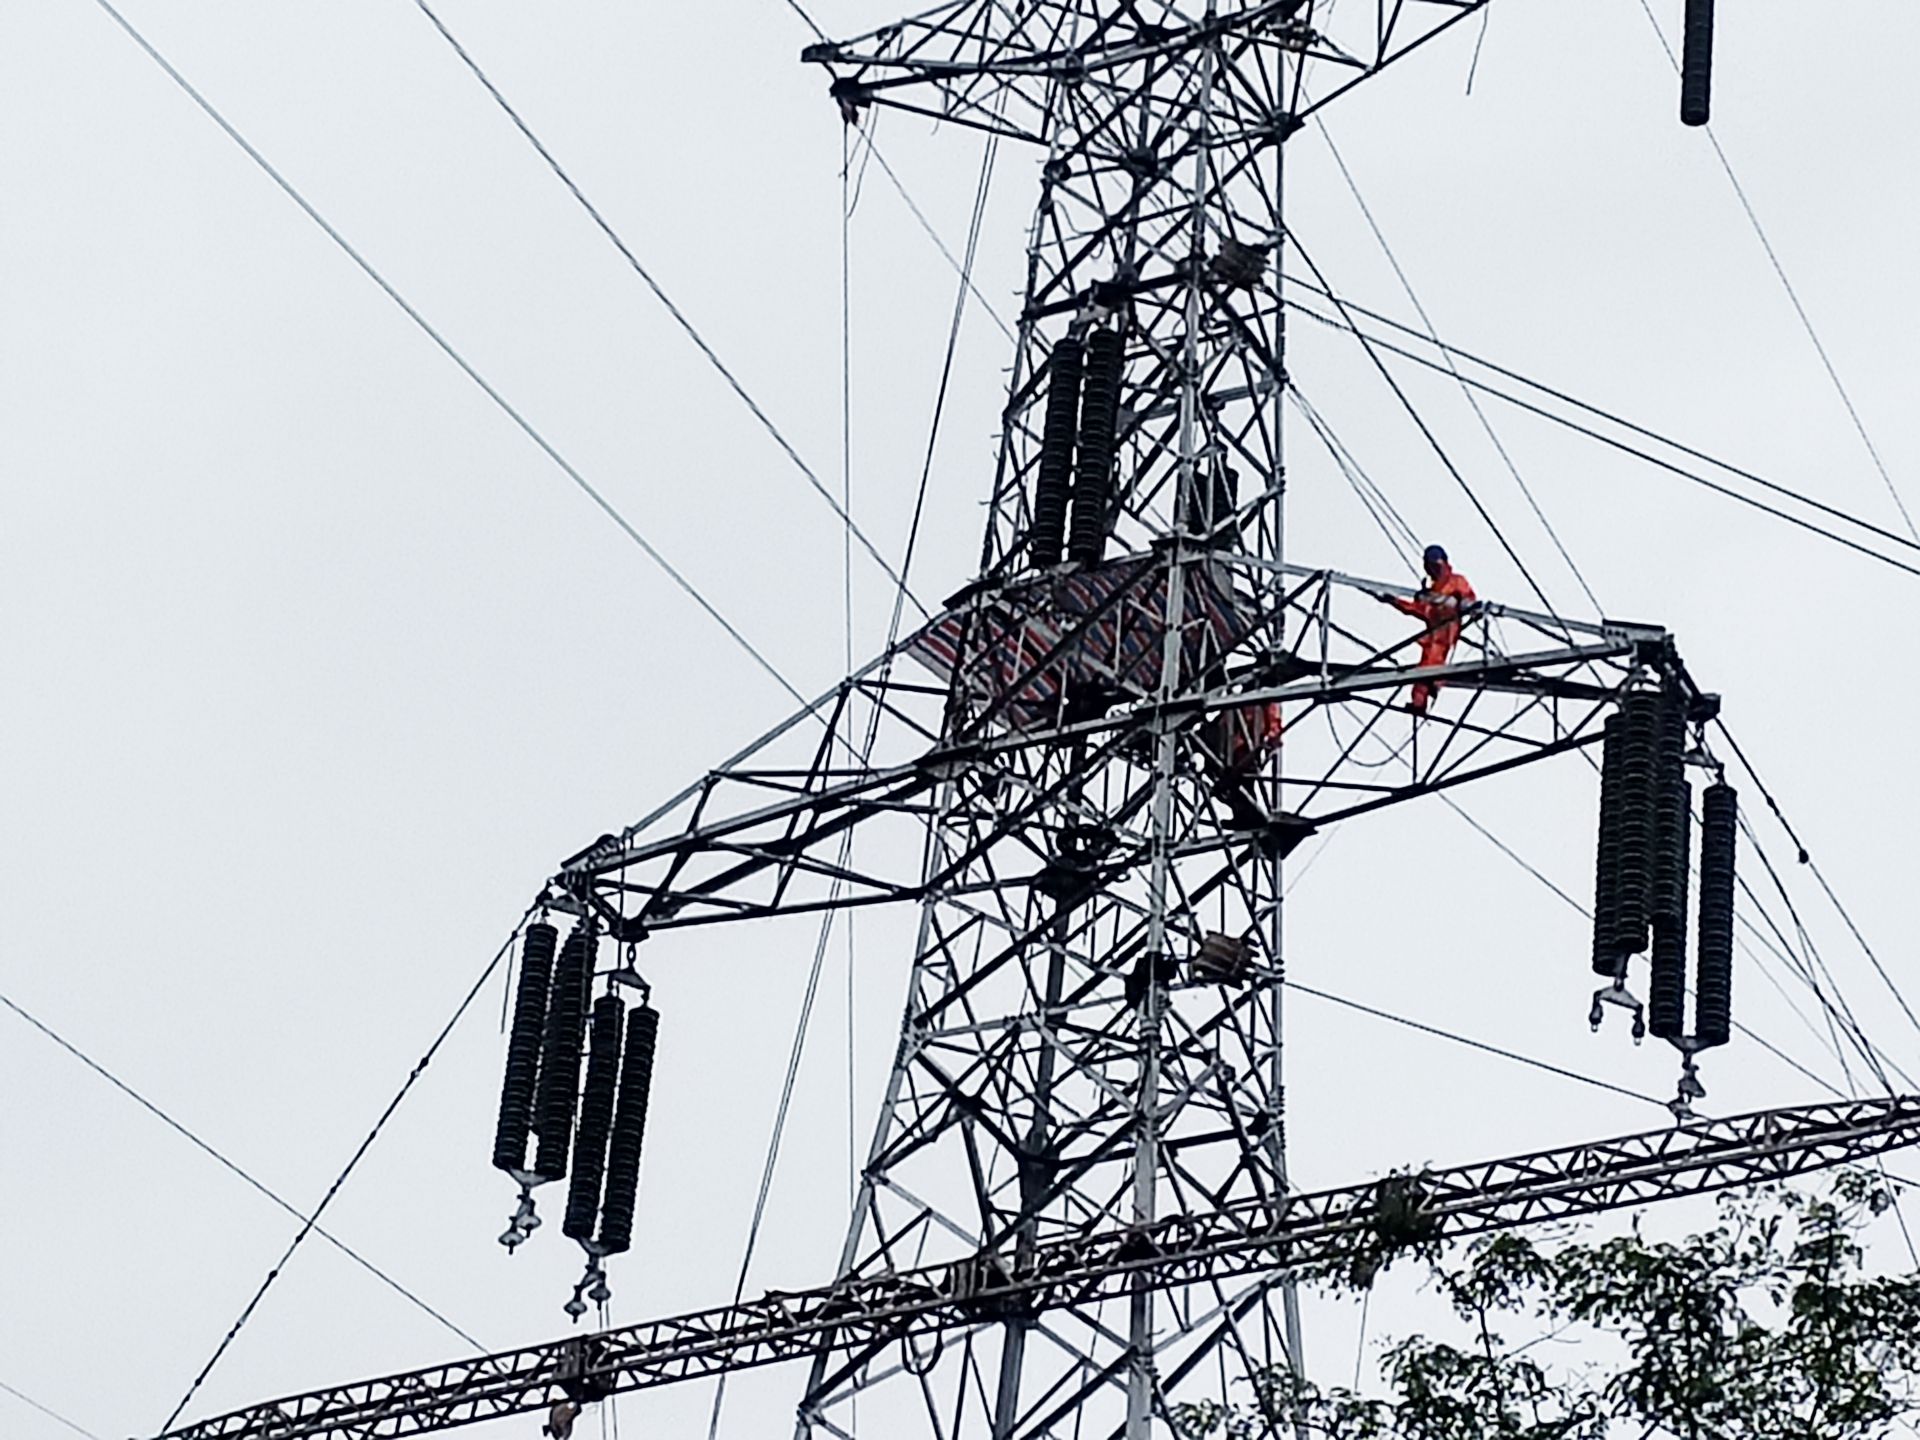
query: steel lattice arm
158 1096 1920 1440
551 560 1675 937
804 0 1492 143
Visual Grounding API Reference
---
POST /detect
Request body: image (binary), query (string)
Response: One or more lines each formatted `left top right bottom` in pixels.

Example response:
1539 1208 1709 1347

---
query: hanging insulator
1648 695 1691 925
532 922 596 1181
1681 0 1714 127
1031 336 1082 568
1593 692 1662 969
1591 714 1628 975
1648 783 1691 1041
1695 781 1737 1049
492 922 558 1174
1068 327 1124 565
563 995 626 1242
597 1003 659 1257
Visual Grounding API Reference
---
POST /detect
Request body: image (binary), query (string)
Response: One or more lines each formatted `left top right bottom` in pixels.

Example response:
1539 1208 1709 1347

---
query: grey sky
4 1 1919 1436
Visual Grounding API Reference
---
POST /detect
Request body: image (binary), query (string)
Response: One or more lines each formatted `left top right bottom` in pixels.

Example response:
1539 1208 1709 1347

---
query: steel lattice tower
156 5 1848 1440
551 4 1687 1436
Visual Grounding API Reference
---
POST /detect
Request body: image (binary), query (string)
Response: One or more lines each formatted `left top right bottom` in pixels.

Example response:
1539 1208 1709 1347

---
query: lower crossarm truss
160 1095 1920 1440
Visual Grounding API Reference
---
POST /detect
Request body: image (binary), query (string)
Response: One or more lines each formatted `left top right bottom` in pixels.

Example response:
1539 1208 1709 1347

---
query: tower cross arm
157 1096 1920 1440
804 0 1490 140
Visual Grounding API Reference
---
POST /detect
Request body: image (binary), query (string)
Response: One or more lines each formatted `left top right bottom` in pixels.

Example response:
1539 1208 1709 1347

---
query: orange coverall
1391 565 1475 713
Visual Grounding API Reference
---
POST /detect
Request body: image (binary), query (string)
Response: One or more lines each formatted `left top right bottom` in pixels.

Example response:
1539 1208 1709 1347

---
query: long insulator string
564 995 627 1241
492 921 558 1174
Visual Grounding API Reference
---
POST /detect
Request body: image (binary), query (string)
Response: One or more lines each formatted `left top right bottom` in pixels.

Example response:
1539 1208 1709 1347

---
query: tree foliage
1169 1173 1920 1440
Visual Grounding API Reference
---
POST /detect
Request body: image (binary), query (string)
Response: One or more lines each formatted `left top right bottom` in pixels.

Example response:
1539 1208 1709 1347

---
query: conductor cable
410 0 928 621
158 912 532 1430
0 991 480 1350
88 0 809 712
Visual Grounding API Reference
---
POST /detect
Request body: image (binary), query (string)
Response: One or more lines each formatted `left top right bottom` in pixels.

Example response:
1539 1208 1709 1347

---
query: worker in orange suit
1376 544 1476 715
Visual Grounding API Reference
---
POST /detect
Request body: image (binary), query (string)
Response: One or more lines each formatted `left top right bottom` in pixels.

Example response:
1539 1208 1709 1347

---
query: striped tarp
910 558 1248 732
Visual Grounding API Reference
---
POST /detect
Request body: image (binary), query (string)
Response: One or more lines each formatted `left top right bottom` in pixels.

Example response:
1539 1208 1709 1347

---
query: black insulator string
0 991 481 1351
158 912 531 1430
409 0 928 621
1283 290 1920 578
1631 0 1919 545
1432 771 1884 1104
86 0 809 711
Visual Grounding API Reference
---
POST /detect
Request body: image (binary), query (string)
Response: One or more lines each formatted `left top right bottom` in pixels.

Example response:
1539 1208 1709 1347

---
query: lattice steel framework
553 3 1684 1438
158 1098 1920 1439
155 4 1812 1440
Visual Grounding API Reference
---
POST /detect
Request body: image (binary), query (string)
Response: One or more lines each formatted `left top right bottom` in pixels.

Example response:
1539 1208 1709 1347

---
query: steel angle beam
159 1096 1920 1440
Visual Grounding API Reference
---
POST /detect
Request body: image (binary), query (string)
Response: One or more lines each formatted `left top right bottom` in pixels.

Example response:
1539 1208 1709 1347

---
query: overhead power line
1316 119 1604 614
1286 228 1572 624
1632 0 1920 546
87 0 808 710
1285 292 1920 580
0 992 480 1351
1283 979 1666 1110
159 920 526 1431
0 1375 101 1440
1286 276 1920 559
408 0 928 621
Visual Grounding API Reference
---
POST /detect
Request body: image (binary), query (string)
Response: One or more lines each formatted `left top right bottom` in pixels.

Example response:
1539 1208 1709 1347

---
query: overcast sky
5 2 1920 1438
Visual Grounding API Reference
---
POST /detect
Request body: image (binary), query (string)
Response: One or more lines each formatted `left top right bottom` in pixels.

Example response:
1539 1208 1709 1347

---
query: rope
702 119 1000 1440
1289 388 1420 569
409 0 927 620
158 918 527 1430
0 992 480 1350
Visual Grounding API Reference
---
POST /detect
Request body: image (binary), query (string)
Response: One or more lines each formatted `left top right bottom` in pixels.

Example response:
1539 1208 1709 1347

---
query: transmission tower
152 4 1897 1440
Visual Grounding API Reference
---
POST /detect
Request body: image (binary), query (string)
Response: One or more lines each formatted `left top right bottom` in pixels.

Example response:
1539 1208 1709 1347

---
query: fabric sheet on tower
492 918 659 1259
1591 690 1735 1051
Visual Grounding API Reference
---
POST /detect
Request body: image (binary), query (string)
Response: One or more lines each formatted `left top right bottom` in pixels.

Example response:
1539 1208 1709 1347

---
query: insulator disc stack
1648 694 1691 925
1648 781 1692 1042
563 995 626 1242
1591 714 1628 975
1592 691 1663 970
1068 327 1124 566
1695 781 1737 1049
532 921 596 1182
492 921 559 1174
597 1002 659 1257
1681 0 1714 126
1031 336 1082 568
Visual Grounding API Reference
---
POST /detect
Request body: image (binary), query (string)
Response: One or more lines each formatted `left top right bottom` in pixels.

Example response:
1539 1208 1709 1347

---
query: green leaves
1173 1173 1920 1440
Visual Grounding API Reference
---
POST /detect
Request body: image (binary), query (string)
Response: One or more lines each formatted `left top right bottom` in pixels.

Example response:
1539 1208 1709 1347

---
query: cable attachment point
498 1178 544 1252
1667 1050 1707 1123
565 1247 612 1322
1589 968 1647 1043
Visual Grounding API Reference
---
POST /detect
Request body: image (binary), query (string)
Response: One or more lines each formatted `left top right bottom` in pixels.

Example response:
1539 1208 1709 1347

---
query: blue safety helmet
1423 543 1448 565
